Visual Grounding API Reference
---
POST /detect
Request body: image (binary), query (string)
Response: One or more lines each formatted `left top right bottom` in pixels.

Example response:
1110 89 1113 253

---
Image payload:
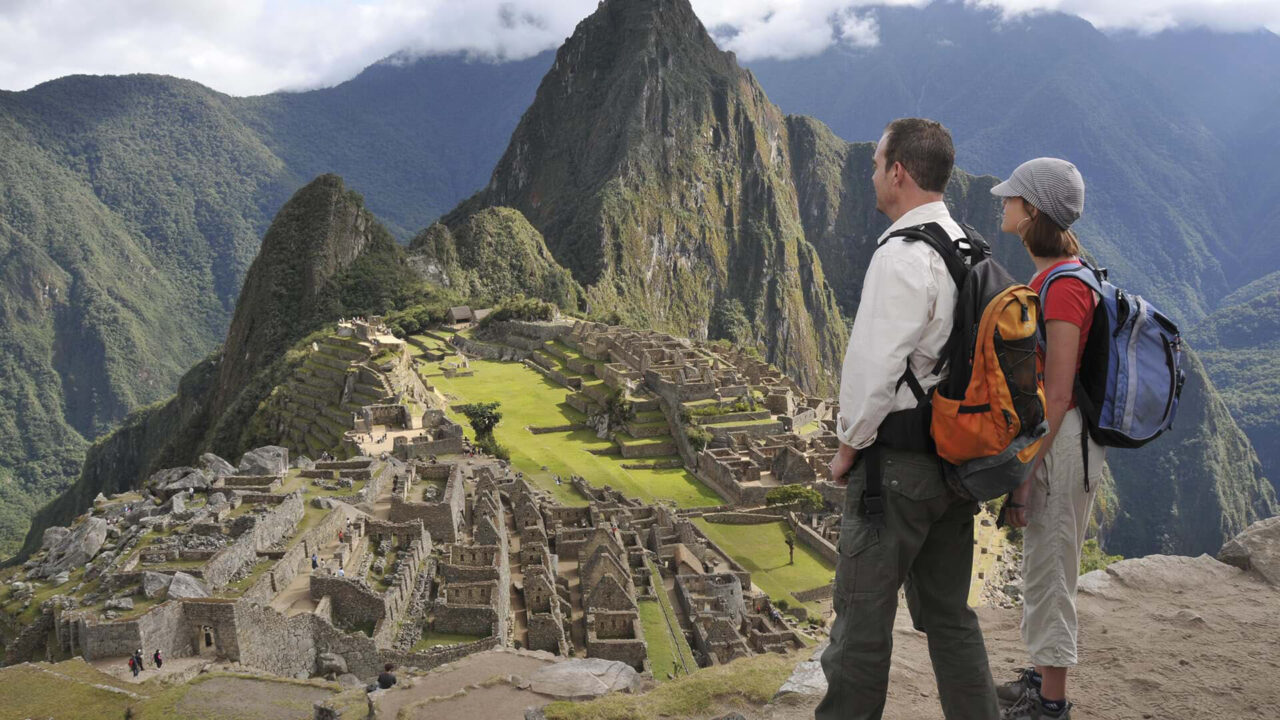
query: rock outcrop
166 572 210 600
1218 515 1280 586
237 446 289 477
31 517 107 578
524 658 642 699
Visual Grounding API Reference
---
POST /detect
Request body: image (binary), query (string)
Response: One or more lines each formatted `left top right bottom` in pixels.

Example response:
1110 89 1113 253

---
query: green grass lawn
413 629 487 652
639 600 682 680
692 519 835 614
698 417 779 428
431 359 724 508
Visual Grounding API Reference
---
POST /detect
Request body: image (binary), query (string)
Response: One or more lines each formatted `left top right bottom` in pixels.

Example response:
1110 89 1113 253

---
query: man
377 663 398 690
817 118 999 720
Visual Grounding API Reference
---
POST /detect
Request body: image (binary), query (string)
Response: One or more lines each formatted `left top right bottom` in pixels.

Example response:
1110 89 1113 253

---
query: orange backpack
866 223 1047 514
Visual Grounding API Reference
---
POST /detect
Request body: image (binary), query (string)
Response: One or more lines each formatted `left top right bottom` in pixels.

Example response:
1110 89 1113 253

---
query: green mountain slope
410 207 583 309
442 0 848 392
0 55 546 556
785 115 1033 316
1104 349 1276 556
1189 271 1280 489
16 173 583 559
17 174 420 559
0 76 285 556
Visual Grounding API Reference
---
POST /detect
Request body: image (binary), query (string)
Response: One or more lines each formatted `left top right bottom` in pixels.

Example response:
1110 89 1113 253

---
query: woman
990 158 1104 720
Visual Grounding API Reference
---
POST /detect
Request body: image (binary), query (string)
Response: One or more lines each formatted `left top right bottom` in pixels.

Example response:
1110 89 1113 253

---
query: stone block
142 571 173 599
238 446 290 477
167 572 209 599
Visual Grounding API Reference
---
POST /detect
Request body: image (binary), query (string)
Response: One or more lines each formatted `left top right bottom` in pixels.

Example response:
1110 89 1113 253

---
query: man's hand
1004 464 1038 528
829 444 858 485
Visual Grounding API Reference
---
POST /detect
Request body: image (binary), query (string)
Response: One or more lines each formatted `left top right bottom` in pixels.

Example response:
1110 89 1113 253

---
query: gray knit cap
990 157 1085 230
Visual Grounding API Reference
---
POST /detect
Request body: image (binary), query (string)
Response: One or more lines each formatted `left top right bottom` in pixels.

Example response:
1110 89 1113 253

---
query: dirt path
90 655 210 684
374 649 557 719
175 675 332 719
760 554 1280 720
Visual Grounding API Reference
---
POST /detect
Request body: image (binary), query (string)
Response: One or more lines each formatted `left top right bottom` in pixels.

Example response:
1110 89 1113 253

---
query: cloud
0 0 1276 96
972 0 1280 34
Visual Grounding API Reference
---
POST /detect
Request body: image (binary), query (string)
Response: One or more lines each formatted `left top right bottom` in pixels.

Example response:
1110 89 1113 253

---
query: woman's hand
829 444 858 485
1005 469 1037 528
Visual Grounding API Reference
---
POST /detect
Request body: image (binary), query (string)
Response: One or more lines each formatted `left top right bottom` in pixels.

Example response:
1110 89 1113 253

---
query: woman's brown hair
1021 198 1080 258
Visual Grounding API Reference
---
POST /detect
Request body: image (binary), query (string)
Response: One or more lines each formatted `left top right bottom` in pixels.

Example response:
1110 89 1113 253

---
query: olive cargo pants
816 447 999 720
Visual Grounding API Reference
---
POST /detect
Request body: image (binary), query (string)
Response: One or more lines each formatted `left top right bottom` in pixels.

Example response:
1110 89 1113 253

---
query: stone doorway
196 625 218 657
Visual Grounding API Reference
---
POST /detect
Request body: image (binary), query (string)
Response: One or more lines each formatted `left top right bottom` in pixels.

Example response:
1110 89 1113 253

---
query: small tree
783 529 796 565
765 485 823 513
455 402 502 439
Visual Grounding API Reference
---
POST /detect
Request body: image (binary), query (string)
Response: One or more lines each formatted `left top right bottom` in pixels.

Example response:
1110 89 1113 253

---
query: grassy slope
428 358 723 508
0 661 350 720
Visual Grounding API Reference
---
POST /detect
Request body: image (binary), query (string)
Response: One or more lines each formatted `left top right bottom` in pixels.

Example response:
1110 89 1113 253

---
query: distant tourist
991 158 1099 720
311 553 319 570
377 663 397 690
133 649 145 672
337 567 345 577
153 649 163 669
128 655 139 677
817 118 999 719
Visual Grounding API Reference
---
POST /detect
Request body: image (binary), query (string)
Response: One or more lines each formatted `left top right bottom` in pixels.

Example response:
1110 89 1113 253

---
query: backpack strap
1038 262 1103 493
884 221 981 387
1037 262 1104 305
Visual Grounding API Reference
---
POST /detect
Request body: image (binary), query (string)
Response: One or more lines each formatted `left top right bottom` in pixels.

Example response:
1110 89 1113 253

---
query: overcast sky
1 0 1277 96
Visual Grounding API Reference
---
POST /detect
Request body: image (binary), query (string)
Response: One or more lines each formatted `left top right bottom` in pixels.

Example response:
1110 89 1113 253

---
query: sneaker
1001 695 1072 720
996 667 1040 708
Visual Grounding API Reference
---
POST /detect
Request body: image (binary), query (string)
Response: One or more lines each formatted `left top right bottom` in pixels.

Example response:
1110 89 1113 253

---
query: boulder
105 597 134 611
238 446 289 477
85 552 116 582
37 518 108 578
293 455 316 471
49 571 70 587
167 572 209 599
316 652 348 677
1218 516 1280 587
93 493 109 506
142 571 173 599
199 452 236 479
147 466 196 491
336 672 363 688
526 658 641 699
148 467 210 498
41 526 70 552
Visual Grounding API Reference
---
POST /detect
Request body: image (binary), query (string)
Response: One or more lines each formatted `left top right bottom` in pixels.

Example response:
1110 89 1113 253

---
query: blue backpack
1040 263 1186 462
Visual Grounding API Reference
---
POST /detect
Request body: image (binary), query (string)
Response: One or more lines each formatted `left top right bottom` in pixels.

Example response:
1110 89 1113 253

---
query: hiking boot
996 667 1040 708
1001 694 1072 720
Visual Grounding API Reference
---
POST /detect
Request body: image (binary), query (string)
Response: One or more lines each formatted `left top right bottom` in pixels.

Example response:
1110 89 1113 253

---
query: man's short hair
384 663 394 672
882 118 955 193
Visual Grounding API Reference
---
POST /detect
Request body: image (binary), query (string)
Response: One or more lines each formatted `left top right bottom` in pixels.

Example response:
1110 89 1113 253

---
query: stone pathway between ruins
89 654 211 684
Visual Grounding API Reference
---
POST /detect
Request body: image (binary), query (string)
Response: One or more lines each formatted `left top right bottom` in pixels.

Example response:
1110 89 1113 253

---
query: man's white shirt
836 201 965 450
